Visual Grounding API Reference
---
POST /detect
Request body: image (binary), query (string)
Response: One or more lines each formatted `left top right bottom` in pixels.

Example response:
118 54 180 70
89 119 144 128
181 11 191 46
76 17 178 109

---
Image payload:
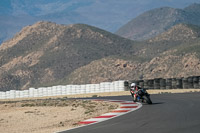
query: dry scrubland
0 98 119 133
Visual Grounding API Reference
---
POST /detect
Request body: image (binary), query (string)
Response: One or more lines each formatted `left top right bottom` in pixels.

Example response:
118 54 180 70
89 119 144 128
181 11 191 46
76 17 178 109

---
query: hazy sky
1 0 199 31
0 0 200 43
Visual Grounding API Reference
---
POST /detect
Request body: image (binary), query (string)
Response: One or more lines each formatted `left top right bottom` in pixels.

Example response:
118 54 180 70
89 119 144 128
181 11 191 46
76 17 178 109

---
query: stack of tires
182 77 188 89
154 78 160 89
166 79 172 89
160 79 166 89
176 78 183 89
193 76 199 89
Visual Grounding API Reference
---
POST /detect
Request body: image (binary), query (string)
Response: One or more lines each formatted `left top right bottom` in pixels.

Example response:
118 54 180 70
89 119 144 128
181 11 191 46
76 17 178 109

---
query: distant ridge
116 3 200 41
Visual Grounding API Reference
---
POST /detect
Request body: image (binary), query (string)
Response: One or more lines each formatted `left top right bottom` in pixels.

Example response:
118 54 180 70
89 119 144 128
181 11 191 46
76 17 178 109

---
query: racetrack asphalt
58 92 200 133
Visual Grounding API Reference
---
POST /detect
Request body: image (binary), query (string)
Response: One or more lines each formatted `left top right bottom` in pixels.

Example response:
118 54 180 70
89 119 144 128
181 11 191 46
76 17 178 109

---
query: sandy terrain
0 99 119 133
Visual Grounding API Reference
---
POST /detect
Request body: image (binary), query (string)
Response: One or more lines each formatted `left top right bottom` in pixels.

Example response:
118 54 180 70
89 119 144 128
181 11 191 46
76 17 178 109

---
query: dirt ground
0 99 119 133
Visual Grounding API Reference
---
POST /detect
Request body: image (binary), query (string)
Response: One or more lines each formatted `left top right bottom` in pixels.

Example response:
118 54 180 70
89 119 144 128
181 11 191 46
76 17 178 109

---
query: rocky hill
118 24 200 62
116 3 200 41
149 24 200 42
66 53 200 84
67 24 200 84
136 24 200 59
0 21 135 91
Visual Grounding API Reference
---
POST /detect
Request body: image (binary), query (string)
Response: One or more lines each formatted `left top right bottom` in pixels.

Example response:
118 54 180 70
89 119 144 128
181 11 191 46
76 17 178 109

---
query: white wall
0 80 125 100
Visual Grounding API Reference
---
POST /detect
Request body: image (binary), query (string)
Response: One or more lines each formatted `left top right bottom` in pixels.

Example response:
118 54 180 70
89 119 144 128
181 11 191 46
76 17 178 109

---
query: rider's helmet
131 83 136 87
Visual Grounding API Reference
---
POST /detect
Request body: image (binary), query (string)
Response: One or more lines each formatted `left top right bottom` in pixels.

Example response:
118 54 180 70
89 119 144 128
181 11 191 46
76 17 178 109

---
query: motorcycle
131 88 152 104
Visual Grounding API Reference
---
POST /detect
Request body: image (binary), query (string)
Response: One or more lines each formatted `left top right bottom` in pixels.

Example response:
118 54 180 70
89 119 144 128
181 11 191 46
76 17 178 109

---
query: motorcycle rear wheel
143 95 152 104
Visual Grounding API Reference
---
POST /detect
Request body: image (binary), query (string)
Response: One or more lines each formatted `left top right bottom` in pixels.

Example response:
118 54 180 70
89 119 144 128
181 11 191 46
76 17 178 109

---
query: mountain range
0 1 200 44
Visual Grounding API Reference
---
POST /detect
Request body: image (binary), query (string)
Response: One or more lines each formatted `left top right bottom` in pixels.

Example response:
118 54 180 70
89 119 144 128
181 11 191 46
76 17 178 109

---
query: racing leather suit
130 86 142 102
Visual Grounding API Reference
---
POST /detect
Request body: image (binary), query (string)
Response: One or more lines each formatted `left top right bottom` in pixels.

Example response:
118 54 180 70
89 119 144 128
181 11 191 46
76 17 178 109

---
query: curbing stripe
120 106 138 108
79 99 138 124
79 100 141 125
121 102 137 104
82 118 110 122
79 99 140 124
100 112 124 116
56 99 142 133
94 115 116 118
120 104 138 106
111 110 130 113
79 121 97 124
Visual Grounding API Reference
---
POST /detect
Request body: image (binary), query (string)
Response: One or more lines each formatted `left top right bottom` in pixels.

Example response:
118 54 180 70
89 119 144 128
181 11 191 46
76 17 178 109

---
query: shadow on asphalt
142 102 165 105
151 102 165 105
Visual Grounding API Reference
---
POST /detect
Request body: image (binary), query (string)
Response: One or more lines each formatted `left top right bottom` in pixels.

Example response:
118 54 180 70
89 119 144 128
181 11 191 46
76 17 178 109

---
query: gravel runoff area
0 98 119 133
0 89 199 133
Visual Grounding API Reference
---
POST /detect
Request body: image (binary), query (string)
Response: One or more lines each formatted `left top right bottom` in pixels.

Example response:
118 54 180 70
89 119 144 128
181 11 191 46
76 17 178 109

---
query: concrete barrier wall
127 76 200 90
0 80 125 100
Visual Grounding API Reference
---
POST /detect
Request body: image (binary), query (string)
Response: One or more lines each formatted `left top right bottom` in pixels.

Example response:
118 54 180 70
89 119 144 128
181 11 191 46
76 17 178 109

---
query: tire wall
0 80 126 100
128 76 200 90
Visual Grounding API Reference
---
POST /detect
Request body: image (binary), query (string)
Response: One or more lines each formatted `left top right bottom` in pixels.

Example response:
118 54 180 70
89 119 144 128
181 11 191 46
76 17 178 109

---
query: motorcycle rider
130 83 142 102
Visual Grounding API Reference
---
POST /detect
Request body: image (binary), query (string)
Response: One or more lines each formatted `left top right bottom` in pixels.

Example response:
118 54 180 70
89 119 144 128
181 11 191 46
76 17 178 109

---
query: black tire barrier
154 78 161 89
198 77 200 89
139 80 144 88
129 75 200 90
148 79 154 89
144 80 148 89
124 81 129 87
172 78 177 89
188 77 194 89
166 78 172 89
135 81 140 86
193 76 199 89
160 78 166 89
182 77 188 89
176 78 183 89
124 81 129 91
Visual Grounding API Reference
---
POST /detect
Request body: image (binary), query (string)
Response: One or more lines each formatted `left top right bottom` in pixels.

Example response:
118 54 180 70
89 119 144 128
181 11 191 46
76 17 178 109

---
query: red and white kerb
79 100 142 125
